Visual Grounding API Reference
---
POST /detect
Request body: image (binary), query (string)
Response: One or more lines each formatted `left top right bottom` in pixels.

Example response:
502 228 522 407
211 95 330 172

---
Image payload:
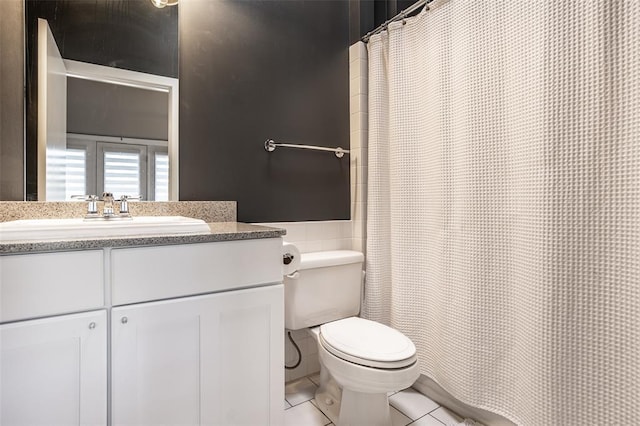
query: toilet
284 250 420 426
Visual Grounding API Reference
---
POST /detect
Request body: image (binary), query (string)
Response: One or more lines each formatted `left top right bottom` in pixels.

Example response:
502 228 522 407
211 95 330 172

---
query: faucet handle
71 195 99 216
118 195 142 216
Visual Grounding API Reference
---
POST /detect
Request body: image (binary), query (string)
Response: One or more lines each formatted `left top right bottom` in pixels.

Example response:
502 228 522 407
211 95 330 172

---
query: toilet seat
319 317 417 369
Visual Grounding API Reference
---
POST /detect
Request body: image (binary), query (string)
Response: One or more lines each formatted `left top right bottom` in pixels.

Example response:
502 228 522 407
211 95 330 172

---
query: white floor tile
391 406 413 426
410 414 445 425
284 401 331 426
389 388 439 420
430 407 464 425
285 377 318 406
286 375 466 426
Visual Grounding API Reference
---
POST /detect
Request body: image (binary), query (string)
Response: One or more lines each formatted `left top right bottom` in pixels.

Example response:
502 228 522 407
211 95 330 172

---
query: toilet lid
320 317 417 369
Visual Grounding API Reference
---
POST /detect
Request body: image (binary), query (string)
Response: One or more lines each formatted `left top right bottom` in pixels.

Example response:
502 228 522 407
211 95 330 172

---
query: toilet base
315 385 393 426
314 364 393 426
314 364 341 424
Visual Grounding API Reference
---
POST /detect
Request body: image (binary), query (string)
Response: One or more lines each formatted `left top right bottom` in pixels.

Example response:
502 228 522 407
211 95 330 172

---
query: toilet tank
284 250 364 330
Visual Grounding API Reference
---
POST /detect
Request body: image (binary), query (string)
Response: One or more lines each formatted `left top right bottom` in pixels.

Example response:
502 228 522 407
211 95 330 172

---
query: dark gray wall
373 0 418 29
352 0 420 41
67 79 168 141
0 0 25 201
350 0 374 44
179 0 351 222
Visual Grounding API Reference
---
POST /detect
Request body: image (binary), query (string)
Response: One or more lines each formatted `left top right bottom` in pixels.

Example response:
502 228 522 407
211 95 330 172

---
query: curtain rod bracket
361 0 432 43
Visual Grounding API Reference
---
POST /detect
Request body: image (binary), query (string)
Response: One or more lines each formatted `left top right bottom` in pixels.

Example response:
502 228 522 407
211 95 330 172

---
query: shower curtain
364 1 639 424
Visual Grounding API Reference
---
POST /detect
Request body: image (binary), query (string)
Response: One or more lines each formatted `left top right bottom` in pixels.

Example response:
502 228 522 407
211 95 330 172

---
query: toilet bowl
284 250 420 426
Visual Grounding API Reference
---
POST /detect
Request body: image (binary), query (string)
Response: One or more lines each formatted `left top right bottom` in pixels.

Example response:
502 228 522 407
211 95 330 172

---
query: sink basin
0 216 211 242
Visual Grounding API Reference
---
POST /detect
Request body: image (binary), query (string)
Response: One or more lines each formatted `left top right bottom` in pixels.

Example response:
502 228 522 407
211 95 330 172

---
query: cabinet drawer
111 238 282 305
0 250 104 322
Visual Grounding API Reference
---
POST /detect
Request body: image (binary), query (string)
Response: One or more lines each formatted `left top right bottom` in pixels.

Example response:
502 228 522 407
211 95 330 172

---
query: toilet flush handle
286 271 299 279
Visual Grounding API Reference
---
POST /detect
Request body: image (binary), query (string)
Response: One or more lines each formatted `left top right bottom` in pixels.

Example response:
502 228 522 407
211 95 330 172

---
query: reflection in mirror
67 76 171 201
37 18 67 201
24 0 179 201
38 19 178 201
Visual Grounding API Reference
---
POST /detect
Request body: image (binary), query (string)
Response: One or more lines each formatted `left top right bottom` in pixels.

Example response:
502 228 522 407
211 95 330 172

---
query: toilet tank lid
299 250 364 270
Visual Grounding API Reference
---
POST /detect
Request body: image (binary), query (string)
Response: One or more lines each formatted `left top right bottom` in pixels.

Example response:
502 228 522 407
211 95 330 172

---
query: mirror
37 30 179 201
24 0 179 201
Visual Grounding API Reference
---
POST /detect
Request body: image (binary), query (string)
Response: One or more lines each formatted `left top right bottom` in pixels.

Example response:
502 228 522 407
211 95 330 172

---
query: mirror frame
55 59 179 200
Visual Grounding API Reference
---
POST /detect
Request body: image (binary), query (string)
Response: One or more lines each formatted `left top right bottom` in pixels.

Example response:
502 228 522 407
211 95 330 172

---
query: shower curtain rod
362 0 432 43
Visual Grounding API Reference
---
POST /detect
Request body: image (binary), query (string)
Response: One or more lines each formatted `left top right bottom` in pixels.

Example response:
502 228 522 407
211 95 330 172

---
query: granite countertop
0 222 286 255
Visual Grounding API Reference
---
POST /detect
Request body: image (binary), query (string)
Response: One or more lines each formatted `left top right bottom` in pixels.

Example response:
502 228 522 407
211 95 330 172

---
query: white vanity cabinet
110 238 284 426
0 250 107 425
111 285 283 425
0 310 107 425
0 235 284 426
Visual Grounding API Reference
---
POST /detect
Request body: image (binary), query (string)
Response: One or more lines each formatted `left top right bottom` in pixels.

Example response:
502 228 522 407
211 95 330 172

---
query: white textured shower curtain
365 1 639 424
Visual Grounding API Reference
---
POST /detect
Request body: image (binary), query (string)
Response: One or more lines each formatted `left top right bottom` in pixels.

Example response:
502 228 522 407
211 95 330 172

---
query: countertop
0 222 286 255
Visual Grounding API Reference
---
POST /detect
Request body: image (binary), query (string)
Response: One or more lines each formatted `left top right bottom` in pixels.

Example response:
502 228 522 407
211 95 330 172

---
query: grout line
407 414 446 425
316 402 332 426
284 394 315 408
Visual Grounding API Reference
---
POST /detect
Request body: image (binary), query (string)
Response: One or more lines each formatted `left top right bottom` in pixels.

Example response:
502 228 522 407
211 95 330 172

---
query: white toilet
284 250 420 426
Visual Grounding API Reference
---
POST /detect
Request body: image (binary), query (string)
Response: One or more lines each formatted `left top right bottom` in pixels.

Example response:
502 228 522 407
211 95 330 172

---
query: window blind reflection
103 151 141 198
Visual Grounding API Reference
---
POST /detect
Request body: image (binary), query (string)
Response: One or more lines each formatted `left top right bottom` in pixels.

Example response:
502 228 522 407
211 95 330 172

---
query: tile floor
284 374 467 426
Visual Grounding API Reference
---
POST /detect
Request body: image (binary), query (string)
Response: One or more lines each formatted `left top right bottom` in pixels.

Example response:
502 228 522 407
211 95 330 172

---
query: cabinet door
112 285 284 426
0 310 107 426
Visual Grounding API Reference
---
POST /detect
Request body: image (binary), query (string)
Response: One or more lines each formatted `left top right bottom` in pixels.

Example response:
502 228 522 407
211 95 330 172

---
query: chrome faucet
101 192 115 217
73 193 141 219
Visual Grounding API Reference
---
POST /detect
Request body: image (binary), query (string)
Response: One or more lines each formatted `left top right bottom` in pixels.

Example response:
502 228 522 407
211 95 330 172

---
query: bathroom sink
0 216 211 242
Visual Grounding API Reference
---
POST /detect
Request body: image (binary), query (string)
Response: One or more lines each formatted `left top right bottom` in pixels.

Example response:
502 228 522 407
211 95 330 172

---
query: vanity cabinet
111 285 283 425
0 236 284 426
0 310 107 425
110 238 284 425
